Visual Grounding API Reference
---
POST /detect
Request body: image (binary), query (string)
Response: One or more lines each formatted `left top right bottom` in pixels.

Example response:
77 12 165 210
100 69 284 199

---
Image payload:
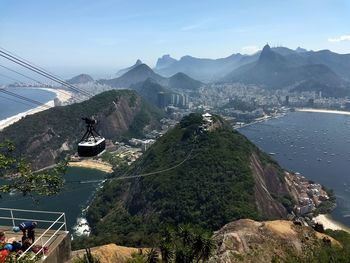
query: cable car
78 117 106 157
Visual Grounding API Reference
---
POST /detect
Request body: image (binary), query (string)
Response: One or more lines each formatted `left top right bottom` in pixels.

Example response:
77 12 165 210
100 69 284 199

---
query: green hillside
0 90 163 169
81 113 293 248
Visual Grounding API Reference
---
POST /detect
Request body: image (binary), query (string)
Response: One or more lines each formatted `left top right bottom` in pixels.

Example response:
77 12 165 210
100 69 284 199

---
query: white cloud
180 18 215 32
181 23 203 31
328 35 350 42
241 45 260 54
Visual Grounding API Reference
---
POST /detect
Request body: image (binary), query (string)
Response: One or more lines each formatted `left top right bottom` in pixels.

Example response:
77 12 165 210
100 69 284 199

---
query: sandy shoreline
314 214 350 233
68 159 113 173
0 88 73 131
296 108 350 116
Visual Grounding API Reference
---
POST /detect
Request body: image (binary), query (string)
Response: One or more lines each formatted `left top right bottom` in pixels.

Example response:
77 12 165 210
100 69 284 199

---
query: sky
0 0 350 79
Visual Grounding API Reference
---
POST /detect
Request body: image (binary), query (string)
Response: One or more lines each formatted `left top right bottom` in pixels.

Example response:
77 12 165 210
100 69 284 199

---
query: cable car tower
78 117 106 157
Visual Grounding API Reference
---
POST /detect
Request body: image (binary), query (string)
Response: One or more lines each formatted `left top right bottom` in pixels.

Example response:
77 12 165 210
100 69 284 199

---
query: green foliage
159 225 215 263
100 151 127 170
146 248 159 263
128 253 148 263
0 141 65 196
282 230 350 262
78 113 284 248
0 90 163 166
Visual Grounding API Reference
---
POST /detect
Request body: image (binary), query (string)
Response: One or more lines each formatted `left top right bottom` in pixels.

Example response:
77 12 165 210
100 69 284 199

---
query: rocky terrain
209 219 339 263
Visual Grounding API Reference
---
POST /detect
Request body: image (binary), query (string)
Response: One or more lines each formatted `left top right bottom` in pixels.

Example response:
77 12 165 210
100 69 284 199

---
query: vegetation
314 187 337 216
128 225 215 263
0 90 163 168
0 141 65 196
73 113 290 249
282 229 350 263
100 151 127 170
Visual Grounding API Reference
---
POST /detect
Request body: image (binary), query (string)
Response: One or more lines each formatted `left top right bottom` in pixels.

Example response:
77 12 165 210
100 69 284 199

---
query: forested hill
0 90 163 169
84 113 296 247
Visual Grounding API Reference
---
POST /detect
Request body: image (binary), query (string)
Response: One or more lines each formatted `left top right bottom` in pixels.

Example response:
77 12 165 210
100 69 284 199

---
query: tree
158 225 215 263
0 141 65 196
146 249 159 263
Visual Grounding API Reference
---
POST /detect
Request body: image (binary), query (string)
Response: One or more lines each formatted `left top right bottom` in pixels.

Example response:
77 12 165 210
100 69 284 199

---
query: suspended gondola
78 117 106 157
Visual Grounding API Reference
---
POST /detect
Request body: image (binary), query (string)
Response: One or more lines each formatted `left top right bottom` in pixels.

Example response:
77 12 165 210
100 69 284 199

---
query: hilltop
67 74 94 84
81 113 296 247
99 64 167 88
168 72 203 91
114 59 143 78
71 219 350 263
0 90 163 169
209 219 345 263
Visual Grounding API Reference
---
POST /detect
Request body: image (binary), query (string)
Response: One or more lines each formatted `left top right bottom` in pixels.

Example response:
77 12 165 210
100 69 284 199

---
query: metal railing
0 207 68 261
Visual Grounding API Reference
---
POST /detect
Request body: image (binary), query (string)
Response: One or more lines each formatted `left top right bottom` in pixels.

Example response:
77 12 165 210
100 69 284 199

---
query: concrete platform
0 225 71 263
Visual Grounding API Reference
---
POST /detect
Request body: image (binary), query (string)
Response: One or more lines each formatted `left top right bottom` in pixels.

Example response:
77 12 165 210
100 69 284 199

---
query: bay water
240 111 350 227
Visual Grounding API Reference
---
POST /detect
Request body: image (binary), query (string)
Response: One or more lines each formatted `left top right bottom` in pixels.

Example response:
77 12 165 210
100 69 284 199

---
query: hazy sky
0 0 350 78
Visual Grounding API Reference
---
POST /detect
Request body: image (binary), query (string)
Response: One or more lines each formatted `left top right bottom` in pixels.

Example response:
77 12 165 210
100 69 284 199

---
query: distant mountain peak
262 44 271 52
161 54 172 59
296 47 307 53
258 44 285 65
132 63 153 72
114 59 144 78
155 54 177 70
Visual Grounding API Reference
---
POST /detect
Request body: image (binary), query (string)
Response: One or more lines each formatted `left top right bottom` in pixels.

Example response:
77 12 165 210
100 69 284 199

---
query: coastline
314 214 350 233
68 159 113 173
296 108 350 116
0 87 73 131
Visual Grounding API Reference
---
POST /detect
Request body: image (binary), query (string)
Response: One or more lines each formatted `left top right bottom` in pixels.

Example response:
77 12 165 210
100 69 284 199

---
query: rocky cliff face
250 153 291 218
209 219 339 263
0 90 163 169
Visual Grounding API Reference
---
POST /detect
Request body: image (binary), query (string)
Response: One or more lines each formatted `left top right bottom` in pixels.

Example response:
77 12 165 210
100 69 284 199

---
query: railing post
10 209 15 227
63 212 67 232
41 237 46 259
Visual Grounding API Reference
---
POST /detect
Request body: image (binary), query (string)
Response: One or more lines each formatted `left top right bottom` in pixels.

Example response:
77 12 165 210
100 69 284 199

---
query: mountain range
67 44 350 98
98 63 203 92
221 44 349 96
154 46 350 85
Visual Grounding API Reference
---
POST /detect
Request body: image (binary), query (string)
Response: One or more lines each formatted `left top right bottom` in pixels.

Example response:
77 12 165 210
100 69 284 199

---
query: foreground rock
209 219 339 263
68 244 140 263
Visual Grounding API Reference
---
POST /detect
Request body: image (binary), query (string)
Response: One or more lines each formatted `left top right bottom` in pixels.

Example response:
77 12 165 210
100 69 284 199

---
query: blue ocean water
0 87 56 120
0 167 107 231
240 112 350 227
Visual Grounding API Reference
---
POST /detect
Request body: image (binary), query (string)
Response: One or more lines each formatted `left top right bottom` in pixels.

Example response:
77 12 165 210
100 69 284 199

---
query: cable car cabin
78 136 106 157
78 117 106 157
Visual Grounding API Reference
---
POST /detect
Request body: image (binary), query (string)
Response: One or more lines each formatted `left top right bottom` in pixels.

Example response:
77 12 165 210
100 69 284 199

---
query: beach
296 108 350 116
68 159 113 173
314 214 350 233
0 88 73 131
